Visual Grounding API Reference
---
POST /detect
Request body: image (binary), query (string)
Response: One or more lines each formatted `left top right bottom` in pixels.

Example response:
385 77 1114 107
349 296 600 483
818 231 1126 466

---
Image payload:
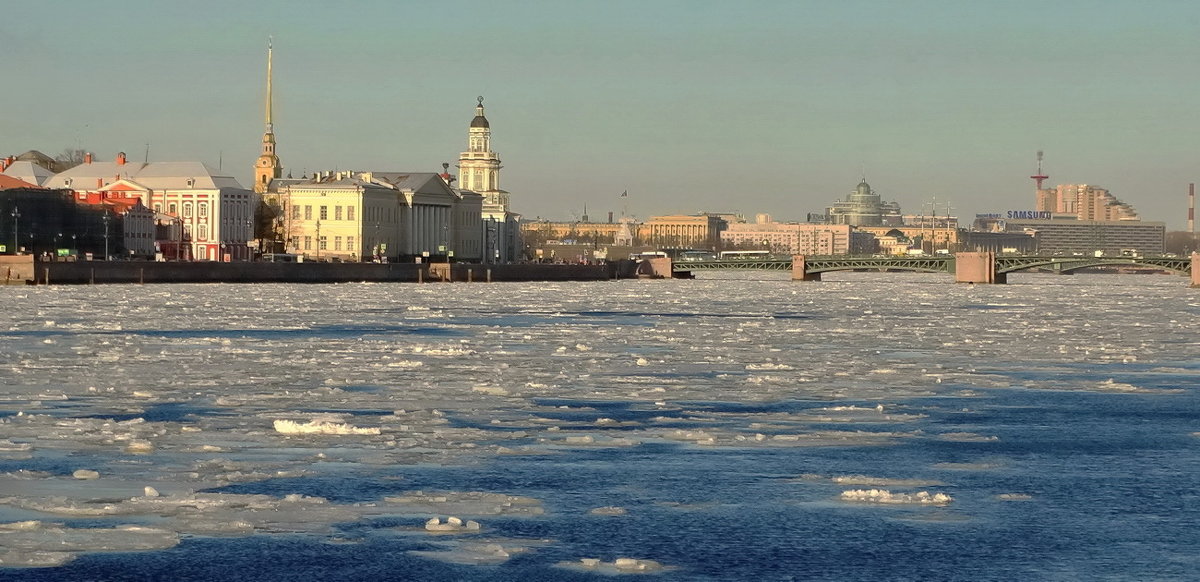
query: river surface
0 272 1197 581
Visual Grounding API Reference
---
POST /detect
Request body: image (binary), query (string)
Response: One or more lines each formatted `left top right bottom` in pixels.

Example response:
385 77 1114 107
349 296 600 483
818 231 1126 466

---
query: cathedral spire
265 36 274 133
254 37 282 194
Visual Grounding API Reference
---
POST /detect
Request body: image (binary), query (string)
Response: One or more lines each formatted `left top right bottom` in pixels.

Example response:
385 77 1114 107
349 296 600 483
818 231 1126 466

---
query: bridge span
641 252 1200 286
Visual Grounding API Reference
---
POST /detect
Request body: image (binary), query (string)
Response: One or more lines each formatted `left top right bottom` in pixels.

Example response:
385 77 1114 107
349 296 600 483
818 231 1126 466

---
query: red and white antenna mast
1030 150 1049 190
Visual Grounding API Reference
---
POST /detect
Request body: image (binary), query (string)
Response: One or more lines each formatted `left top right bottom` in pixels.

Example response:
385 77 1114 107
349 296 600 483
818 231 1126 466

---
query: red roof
0 174 42 190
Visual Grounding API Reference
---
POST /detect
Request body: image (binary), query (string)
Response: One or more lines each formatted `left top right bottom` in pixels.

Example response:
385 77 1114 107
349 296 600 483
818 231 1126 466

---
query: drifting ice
839 489 953 505
273 419 380 435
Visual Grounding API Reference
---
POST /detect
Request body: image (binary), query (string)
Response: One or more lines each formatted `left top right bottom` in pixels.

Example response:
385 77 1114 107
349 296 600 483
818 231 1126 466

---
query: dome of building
856 180 871 195
470 115 489 128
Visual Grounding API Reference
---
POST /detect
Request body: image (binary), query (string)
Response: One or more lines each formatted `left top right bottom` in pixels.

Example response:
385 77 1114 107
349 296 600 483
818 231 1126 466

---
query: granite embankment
10 258 640 285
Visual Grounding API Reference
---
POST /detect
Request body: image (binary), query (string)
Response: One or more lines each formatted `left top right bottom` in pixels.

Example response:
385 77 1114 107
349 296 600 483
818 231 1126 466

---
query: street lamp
54 232 61 258
10 207 18 255
315 220 321 261
71 234 77 258
101 212 110 260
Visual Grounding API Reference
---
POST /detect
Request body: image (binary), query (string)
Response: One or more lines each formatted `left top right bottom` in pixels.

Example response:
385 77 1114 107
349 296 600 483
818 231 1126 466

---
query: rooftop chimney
84 152 93 164
116 152 127 166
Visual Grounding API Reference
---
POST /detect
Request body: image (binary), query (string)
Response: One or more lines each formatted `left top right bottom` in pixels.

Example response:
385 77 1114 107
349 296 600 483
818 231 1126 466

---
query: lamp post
102 212 110 260
315 220 321 261
54 232 61 258
10 207 18 255
71 234 76 258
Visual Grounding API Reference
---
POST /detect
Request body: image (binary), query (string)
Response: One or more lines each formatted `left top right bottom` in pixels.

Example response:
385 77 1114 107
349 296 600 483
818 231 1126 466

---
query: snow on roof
1 161 55 186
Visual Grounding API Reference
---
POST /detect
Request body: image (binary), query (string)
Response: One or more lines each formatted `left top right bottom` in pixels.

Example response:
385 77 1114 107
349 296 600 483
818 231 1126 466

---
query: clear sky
4 0 1200 228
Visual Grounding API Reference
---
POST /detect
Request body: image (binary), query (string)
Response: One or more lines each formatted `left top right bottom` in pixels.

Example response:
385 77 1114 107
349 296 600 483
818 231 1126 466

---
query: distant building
453 98 520 263
1036 184 1138 221
1003 218 1164 255
44 153 257 261
0 157 55 186
641 214 726 249
280 171 483 262
856 225 960 253
721 215 871 255
826 179 902 227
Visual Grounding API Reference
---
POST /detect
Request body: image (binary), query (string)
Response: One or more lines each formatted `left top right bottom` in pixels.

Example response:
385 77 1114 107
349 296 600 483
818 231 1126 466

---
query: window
197 224 208 241
347 236 355 251
304 236 312 250
199 202 208 218
319 236 327 250
154 203 162 213
319 206 328 220
334 236 342 251
304 206 312 220
347 207 355 220
183 202 193 218
335 206 342 220
292 206 300 220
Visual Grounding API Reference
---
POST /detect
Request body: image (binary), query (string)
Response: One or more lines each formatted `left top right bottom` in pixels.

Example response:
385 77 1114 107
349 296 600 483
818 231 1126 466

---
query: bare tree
54 148 90 171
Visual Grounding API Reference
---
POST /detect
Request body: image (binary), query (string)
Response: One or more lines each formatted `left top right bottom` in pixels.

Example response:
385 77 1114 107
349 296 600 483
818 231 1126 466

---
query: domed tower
457 97 506 209
253 38 282 194
845 179 883 226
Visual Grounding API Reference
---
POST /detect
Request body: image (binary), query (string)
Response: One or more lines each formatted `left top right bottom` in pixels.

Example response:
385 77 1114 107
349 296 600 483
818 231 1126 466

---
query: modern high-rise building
1035 184 1137 221
253 39 282 195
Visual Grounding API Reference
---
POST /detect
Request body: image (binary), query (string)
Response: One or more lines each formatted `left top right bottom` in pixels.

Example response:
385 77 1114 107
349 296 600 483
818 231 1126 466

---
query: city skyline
4 1 1200 229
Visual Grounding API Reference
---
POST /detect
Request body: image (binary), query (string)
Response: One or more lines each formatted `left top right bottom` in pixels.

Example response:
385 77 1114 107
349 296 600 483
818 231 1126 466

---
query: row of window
293 205 357 221
291 236 357 252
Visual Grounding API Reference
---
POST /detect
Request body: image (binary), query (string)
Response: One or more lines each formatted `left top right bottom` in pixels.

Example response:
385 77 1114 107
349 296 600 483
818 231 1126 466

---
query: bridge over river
644 252 1200 286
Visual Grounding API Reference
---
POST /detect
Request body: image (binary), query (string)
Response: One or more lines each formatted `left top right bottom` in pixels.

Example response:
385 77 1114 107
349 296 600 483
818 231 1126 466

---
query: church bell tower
254 38 282 194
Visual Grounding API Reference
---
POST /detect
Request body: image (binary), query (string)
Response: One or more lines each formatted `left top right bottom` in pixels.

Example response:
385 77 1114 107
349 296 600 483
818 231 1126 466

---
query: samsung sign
1006 210 1052 220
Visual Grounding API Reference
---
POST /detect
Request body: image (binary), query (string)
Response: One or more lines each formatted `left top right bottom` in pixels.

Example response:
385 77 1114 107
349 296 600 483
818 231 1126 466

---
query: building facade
1004 218 1164 255
281 171 483 262
43 154 257 261
721 218 871 255
1035 184 1138 221
452 98 521 263
826 180 902 227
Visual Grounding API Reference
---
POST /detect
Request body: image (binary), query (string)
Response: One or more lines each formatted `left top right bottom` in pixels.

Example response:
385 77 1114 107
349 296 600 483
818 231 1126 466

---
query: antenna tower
1030 150 1049 190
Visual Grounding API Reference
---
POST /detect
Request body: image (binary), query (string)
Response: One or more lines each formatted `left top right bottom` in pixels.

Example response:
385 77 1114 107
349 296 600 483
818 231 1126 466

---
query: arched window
198 202 208 218
183 202 193 218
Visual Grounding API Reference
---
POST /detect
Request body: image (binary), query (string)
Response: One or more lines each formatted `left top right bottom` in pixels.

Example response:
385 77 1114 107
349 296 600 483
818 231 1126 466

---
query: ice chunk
588 506 627 516
72 469 100 480
273 419 381 435
838 489 953 505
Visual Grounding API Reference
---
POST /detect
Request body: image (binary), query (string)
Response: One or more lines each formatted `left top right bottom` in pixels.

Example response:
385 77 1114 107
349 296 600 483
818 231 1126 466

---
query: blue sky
4 0 1200 227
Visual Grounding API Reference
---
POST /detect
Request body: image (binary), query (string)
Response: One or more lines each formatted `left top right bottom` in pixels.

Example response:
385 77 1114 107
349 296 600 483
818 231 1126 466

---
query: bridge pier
1192 253 1200 288
955 251 1004 284
637 257 674 279
791 255 821 281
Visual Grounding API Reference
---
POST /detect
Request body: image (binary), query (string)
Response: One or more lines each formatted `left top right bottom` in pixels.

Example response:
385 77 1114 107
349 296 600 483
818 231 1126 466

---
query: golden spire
265 36 273 133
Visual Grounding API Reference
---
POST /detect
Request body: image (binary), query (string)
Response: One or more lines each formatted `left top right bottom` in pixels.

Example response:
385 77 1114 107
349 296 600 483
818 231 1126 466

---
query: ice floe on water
0 276 1196 576
838 489 954 505
557 557 672 574
797 474 947 487
273 419 381 435
0 521 179 568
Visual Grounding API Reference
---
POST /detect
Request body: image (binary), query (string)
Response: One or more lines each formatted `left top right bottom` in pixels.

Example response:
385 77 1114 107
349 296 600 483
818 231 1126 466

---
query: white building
281 171 483 262
43 153 257 261
455 98 521 263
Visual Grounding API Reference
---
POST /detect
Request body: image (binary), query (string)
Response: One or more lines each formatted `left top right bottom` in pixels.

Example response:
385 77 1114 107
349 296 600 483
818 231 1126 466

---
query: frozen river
0 272 1197 580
